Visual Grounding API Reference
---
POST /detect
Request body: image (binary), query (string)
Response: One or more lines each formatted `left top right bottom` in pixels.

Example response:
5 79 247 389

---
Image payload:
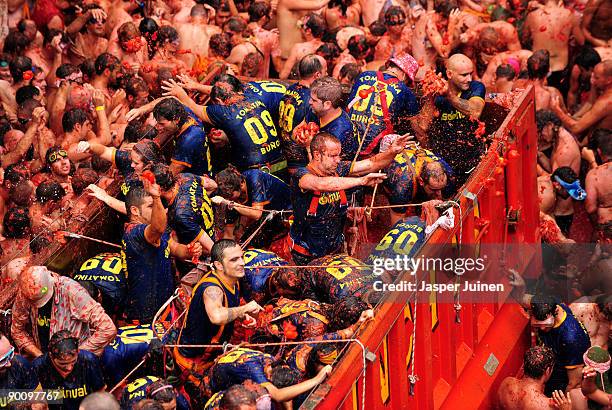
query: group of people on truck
0 0 610 407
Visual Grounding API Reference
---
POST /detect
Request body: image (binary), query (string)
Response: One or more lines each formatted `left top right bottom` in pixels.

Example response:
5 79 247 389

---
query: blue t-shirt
430 81 486 184
244 80 287 120
347 71 420 153
120 376 190 410
172 116 212 176
121 223 174 323
241 248 288 303
243 169 291 211
367 216 426 264
73 252 126 315
538 304 591 394
289 161 352 257
167 173 215 244
114 149 143 197
205 97 283 170
318 110 359 160
209 348 274 394
278 83 314 169
0 355 39 408
33 351 105 410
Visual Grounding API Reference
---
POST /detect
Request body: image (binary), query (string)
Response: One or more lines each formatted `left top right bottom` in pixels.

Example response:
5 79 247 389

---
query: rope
240 211 276 250
227 201 293 214
248 264 373 270
408 290 418 395
109 357 148 393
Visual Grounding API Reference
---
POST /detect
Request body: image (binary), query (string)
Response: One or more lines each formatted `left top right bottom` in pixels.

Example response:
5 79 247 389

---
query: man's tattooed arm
203 286 243 325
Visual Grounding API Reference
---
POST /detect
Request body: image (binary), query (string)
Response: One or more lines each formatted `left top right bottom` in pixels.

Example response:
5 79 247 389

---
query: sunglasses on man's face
48 150 68 163
386 19 405 26
88 18 106 25
0 347 15 367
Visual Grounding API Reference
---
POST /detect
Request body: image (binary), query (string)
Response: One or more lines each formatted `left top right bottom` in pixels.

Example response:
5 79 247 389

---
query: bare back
498 377 555 410
569 302 610 349
277 1 308 59
585 162 612 224
526 5 575 71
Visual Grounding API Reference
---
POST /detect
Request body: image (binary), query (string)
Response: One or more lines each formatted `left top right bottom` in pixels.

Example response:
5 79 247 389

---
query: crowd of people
0 0 610 408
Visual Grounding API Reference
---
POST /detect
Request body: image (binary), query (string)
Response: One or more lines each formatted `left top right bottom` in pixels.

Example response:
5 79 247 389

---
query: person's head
79 392 120 410
72 167 99 195
310 132 342 175
17 19 38 42
2 206 30 238
190 4 211 23
215 2 232 27
248 1 270 25
125 76 150 108
3 163 30 190
301 13 326 40
529 294 559 332
477 27 500 57
125 186 153 222
139 17 159 44
147 380 177 410
43 29 69 56
210 239 245 279
215 165 244 200
384 6 406 35
316 43 340 74
16 98 42 131
270 365 300 388
3 129 25 153
575 46 601 78
0 333 15 375
62 108 91 138
386 52 418 85
310 76 343 117
124 119 157 143
297 54 326 81
9 179 35 206
83 4 106 37
223 16 248 47
9 56 33 84
157 26 181 54
536 109 561 145
94 53 122 86
56 63 83 85
327 296 368 331
523 346 555 380
36 181 66 203
48 330 79 377
241 52 263 77
591 60 612 91
418 161 448 199
495 63 516 84
219 384 257 410
16 85 41 105
118 22 144 53
305 342 338 377
446 54 474 91
209 32 233 59
210 73 243 104
339 63 361 86
3 31 31 56
527 49 550 80
596 128 612 162
46 146 72 177
150 162 176 192
131 139 163 175
346 35 369 60
153 98 189 133
19 265 55 308
0 53 11 81
551 166 585 200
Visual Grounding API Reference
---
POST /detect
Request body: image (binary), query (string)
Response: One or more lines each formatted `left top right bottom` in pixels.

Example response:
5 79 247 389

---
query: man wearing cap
424 53 487 187
33 330 106 410
346 52 420 159
11 266 117 359
538 166 587 237
0 332 44 409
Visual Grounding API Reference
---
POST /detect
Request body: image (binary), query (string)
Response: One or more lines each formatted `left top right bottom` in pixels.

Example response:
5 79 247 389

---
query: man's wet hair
9 56 33 83
9 180 33 206
215 165 243 198
147 380 176 403
420 161 448 184
248 1 270 21
30 235 51 254
219 384 257 410
125 186 149 219
125 76 149 99
311 76 343 108
62 108 88 132
209 33 233 58
211 74 243 103
327 296 368 331
495 64 516 80
211 239 239 264
92 155 112 174
369 20 387 37
157 26 180 45
117 22 140 44
530 294 559 321
339 63 361 84
16 85 40 105
36 181 66 203
575 46 601 70
304 13 326 38
125 119 158 143
139 17 159 58
434 0 458 18
311 132 339 155
3 206 30 238
298 54 323 79
3 31 30 56
527 50 550 80
153 98 189 127
72 168 99 195
535 109 561 133
49 330 79 358
347 35 369 59
271 365 300 388
150 163 175 191
4 163 30 187
94 53 120 75
242 52 263 77
316 42 341 65
523 346 555 379
79 59 96 81
596 128 612 157
190 4 208 17
384 6 406 24
551 166 578 184
224 16 248 35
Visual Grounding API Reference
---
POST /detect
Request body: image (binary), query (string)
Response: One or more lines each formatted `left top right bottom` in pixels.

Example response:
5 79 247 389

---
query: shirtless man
107 22 149 74
277 0 329 60
536 110 580 176
279 13 326 79
523 0 584 95
65 5 109 65
570 297 611 349
498 346 572 410
567 46 602 112
373 7 413 63
584 135 612 236
247 2 282 76
176 5 221 68
551 61 612 139
526 50 566 111
581 0 612 47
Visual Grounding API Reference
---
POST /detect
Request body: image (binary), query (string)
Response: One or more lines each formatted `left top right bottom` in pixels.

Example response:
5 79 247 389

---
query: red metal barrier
303 86 540 410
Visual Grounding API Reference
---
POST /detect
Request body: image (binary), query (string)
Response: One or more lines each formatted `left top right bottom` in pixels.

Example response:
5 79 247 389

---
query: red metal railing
303 86 540 410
